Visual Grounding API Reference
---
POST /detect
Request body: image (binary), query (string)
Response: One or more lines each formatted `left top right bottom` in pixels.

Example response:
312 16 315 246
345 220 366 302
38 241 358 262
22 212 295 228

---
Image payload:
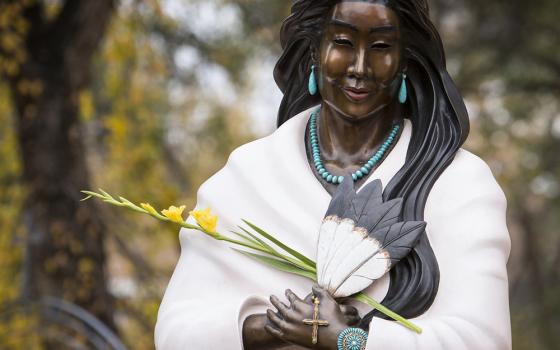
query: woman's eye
371 42 392 50
334 38 353 47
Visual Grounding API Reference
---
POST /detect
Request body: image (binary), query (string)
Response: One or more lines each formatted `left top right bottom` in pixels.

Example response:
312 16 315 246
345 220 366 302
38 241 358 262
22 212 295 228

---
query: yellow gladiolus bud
189 207 218 233
141 203 159 216
161 205 186 223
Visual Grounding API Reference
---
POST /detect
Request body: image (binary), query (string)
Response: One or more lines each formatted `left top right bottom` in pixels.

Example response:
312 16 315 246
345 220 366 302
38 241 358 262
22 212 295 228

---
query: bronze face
317 1 403 120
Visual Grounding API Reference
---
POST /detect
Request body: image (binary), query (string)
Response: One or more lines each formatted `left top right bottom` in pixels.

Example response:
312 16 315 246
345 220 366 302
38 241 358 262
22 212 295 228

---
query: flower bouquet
81 178 423 333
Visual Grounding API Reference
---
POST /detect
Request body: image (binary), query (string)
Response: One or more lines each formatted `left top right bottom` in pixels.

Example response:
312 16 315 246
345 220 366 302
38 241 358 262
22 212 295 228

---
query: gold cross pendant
302 296 329 344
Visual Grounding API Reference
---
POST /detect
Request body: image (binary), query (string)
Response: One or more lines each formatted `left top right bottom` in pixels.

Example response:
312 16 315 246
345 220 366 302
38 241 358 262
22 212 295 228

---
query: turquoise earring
398 73 407 104
308 65 318 95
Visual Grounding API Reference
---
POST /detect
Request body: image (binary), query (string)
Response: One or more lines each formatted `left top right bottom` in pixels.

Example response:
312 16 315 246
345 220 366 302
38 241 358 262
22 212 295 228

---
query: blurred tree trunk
2 0 116 328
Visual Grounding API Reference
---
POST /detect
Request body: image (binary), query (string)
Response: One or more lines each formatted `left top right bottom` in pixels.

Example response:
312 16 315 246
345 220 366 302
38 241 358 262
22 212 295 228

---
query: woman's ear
310 46 318 67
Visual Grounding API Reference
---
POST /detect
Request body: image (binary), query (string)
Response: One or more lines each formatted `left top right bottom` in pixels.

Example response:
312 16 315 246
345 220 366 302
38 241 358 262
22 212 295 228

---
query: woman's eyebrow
370 25 396 34
330 19 358 31
329 19 396 34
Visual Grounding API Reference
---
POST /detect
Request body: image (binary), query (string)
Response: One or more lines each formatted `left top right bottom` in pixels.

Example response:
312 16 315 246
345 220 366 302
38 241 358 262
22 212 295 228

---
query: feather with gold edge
316 177 426 297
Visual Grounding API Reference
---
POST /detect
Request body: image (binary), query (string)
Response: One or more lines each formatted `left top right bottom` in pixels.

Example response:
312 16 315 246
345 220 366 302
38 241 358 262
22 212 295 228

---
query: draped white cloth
155 107 512 350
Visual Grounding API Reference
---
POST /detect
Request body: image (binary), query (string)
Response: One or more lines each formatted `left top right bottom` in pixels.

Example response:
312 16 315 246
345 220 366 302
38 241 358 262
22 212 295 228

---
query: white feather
322 225 366 289
319 218 354 287
328 237 390 297
315 216 339 286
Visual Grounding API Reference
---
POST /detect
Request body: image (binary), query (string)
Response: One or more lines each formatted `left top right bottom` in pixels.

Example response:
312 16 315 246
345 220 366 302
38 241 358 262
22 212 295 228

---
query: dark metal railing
0 297 128 350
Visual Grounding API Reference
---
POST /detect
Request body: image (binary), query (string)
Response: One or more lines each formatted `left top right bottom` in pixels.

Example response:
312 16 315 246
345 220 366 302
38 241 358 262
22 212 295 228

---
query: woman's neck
317 101 403 168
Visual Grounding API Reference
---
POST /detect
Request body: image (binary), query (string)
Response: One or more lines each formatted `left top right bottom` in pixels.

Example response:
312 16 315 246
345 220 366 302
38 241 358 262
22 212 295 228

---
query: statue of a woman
155 1 511 349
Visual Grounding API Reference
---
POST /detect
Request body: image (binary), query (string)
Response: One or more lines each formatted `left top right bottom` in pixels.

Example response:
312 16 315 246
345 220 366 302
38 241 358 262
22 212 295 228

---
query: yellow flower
141 203 159 216
161 205 186 223
189 207 218 233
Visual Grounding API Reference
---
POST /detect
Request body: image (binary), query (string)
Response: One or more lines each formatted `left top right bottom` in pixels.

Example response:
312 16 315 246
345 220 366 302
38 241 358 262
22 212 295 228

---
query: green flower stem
82 189 421 334
217 235 268 253
242 219 316 269
234 226 317 274
186 224 317 274
353 292 422 334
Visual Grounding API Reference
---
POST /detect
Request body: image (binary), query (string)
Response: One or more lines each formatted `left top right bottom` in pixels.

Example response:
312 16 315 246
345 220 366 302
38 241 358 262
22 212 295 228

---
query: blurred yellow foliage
79 90 95 121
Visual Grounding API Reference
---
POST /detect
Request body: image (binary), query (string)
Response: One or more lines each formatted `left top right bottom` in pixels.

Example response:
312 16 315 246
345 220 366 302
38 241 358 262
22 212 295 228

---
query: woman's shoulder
427 148 507 214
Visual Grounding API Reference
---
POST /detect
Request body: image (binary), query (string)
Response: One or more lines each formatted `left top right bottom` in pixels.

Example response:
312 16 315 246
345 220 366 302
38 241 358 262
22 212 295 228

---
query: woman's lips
342 86 371 102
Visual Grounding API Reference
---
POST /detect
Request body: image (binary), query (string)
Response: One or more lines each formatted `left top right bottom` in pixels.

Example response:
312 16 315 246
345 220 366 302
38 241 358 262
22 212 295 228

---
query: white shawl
155 107 511 349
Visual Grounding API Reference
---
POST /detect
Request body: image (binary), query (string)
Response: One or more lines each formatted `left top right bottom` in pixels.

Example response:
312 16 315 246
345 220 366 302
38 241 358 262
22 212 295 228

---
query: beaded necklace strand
309 108 401 185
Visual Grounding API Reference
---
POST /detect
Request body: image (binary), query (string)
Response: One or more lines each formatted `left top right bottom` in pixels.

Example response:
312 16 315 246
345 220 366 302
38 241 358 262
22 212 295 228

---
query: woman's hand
243 313 290 350
265 285 360 350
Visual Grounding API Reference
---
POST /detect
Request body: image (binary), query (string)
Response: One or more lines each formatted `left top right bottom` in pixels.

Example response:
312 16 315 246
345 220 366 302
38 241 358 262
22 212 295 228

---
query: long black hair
273 0 470 327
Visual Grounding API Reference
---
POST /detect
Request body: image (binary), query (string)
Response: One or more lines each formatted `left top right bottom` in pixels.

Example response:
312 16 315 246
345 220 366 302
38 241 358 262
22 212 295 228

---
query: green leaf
233 249 317 281
353 292 422 333
238 225 276 253
242 219 316 269
239 225 316 273
229 230 261 246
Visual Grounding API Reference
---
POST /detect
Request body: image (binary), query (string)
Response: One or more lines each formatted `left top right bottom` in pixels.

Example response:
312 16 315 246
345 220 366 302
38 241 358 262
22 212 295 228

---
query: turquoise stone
308 65 318 95
356 170 363 178
326 174 333 182
352 173 357 181
337 176 344 184
398 74 407 103
322 172 329 179
361 167 369 174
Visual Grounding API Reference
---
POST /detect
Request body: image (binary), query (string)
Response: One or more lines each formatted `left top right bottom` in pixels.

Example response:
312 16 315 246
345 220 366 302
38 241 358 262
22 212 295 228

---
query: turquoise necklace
309 108 401 185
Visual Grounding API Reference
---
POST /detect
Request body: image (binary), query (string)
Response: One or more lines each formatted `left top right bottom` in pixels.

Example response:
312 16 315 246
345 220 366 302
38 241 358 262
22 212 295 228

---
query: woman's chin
324 99 383 122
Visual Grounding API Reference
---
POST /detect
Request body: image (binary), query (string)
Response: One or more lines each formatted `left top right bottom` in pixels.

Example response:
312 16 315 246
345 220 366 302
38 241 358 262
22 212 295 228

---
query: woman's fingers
312 284 329 299
264 324 283 339
270 295 291 319
340 304 359 316
266 309 286 330
343 312 361 326
285 289 309 312
339 304 361 326
285 289 302 305
312 284 337 308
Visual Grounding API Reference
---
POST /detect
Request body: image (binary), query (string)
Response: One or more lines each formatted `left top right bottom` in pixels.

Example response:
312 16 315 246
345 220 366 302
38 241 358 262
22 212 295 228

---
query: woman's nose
348 47 368 78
